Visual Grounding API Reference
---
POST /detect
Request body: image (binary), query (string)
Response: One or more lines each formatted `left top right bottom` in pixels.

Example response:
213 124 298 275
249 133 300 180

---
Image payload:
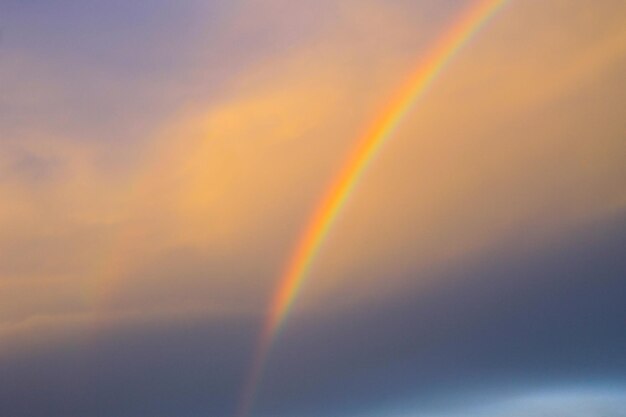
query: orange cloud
1 0 624 338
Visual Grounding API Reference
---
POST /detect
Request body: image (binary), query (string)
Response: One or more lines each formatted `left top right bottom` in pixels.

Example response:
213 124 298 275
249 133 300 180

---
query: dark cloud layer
1 216 624 417
257 215 626 416
0 314 257 417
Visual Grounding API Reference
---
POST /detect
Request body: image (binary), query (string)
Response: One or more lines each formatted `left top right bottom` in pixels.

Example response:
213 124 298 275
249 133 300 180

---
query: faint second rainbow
236 1 509 415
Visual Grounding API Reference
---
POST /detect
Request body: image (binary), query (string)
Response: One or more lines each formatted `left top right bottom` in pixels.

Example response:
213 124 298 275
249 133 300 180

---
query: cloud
0 3 625 415
0 212 624 417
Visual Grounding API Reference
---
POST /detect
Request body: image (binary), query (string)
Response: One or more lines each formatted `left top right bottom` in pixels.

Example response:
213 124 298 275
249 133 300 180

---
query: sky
0 0 625 416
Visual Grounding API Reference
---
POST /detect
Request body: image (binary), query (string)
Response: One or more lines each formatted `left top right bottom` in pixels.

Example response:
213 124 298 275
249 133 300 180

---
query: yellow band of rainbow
237 1 508 415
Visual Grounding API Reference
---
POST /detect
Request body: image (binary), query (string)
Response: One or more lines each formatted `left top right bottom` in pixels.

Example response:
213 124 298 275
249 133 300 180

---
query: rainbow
236 0 509 415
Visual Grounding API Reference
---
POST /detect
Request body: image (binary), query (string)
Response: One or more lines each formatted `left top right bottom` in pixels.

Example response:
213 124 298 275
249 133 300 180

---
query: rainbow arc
236 1 509 416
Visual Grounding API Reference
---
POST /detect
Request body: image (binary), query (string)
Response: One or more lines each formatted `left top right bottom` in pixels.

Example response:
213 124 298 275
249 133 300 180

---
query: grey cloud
0 215 624 417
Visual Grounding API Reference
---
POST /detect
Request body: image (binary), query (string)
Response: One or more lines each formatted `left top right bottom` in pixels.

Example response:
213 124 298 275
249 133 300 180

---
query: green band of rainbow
236 1 508 415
